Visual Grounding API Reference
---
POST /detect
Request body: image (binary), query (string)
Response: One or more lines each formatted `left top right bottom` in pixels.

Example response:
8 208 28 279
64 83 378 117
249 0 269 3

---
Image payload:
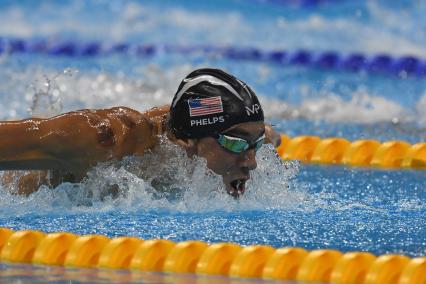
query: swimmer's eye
215 133 265 153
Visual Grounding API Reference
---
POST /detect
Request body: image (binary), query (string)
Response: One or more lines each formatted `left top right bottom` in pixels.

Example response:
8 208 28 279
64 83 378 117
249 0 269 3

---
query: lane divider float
249 0 346 7
0 228 425 284
0 37 425 78
276 134 426 169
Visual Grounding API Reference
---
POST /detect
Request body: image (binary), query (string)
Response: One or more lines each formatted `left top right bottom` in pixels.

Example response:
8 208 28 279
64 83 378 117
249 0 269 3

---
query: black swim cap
170 68 264 139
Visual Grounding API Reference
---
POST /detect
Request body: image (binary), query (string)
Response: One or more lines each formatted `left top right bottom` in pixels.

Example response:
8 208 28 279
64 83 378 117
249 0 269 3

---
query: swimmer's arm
0 107 168 170
0 117 66 170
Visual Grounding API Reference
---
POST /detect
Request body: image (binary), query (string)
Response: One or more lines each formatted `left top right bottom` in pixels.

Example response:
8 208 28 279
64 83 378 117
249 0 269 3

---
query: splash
0 138 301 215
0 63 194 120
27 68 77 118
78 140 301 212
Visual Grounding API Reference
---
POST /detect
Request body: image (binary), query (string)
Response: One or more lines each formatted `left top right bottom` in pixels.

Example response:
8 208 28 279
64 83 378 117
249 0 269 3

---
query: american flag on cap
188 96 224 117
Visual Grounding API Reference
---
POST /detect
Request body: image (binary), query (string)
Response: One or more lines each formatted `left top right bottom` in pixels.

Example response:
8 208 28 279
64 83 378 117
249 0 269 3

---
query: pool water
0 0 425 283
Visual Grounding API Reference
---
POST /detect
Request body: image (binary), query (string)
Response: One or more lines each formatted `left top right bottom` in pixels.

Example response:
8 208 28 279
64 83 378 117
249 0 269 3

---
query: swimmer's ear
165 116 197 157
264 124 281 148
175 139 197 158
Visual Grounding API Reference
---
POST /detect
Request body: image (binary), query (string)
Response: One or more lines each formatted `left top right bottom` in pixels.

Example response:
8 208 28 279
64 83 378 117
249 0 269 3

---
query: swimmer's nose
238 148 257 171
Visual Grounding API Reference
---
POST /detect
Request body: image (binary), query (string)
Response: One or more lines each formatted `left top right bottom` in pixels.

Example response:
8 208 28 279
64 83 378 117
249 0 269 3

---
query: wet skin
0 106 278 196
0 106 169 195
194 122 265 198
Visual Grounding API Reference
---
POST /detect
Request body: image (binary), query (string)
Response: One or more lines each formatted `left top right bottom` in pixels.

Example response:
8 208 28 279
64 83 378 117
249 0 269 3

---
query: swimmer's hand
265 124 281 148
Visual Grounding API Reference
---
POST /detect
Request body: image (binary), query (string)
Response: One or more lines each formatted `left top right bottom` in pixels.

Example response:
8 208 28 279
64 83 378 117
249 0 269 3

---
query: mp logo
245 104 261 116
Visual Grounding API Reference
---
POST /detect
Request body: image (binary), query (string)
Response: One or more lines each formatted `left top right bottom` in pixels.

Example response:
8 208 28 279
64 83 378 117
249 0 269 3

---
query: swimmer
0 68 280 198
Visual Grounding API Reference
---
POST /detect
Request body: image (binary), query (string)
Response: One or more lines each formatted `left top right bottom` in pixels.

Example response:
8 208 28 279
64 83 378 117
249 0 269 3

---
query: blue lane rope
248 0 347 7
0 37 425 78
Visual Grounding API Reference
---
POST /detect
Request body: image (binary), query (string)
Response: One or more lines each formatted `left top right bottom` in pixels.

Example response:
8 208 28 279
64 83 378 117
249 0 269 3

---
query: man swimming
0 68 279 198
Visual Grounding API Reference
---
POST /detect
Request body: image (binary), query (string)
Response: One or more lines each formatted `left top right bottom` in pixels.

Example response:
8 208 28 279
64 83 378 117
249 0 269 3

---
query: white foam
273 13 426 57
416 92 426 126
0 2 425 57
1 64 421 127
0 64 195 119
298 92 407 123
262 91 414 125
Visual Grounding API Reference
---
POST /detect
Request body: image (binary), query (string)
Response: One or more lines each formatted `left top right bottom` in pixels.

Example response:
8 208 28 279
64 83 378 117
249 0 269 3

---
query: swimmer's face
177 121 265 198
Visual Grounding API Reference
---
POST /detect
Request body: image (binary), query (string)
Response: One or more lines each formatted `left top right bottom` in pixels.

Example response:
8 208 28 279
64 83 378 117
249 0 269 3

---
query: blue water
0 0 425 283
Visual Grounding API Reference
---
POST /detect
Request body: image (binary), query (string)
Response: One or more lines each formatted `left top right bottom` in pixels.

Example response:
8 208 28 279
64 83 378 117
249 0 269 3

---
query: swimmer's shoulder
102 106 167 153
106 105 169 135
104 106 146 126
69 106 168 155
102 106 168 123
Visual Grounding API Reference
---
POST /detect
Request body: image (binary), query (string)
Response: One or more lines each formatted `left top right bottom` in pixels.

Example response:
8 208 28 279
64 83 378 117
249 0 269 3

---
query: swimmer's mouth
228 179 246 198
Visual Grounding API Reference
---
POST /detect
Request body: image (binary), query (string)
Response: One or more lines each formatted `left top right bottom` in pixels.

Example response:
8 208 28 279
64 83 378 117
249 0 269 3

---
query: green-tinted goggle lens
216 133 265 153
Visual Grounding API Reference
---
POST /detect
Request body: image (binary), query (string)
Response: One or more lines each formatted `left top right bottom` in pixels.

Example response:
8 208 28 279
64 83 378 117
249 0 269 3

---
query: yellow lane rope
276 134 426 169
0 228 425 283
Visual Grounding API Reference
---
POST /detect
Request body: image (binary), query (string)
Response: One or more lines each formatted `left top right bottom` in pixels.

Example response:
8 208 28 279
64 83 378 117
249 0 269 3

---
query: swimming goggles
216 133 265 153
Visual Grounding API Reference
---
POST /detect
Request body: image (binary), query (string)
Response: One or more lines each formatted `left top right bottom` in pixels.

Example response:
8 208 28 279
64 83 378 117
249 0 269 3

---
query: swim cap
170 68 264 139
